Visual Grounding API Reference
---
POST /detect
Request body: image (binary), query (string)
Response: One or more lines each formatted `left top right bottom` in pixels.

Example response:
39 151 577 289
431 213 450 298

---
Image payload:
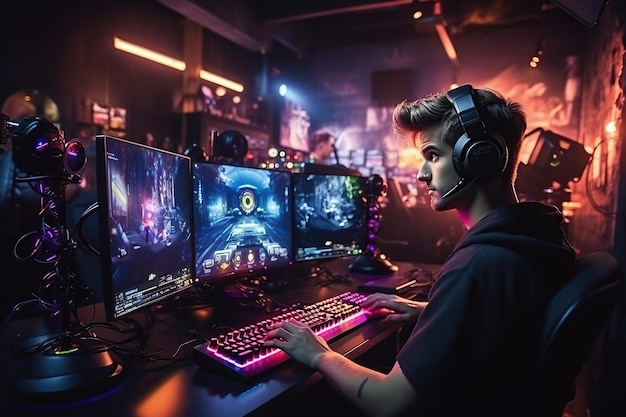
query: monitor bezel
95 134 196 321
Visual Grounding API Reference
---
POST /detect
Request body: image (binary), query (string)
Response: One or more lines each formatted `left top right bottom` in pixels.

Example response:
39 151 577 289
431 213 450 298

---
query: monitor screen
95 135 195 320
192 162 292 283
293 173 366 262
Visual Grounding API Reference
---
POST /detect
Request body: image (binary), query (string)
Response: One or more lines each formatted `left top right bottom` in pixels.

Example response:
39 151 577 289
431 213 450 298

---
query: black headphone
446 84 508 182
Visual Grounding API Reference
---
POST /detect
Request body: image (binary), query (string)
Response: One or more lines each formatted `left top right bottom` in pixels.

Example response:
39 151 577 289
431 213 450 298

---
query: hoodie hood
448 201 575 268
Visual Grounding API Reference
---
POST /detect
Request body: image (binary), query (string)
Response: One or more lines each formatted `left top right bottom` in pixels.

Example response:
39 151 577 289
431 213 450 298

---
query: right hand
360 293 428 324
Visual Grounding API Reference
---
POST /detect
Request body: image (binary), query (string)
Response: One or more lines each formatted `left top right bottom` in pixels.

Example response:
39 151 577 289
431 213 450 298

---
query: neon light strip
114 37 186 71
199 70 244 93
434 23 459 64
113 37 244 93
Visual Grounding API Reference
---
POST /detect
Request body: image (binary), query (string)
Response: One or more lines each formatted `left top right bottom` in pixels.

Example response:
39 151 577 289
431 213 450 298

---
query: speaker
446 84 508 182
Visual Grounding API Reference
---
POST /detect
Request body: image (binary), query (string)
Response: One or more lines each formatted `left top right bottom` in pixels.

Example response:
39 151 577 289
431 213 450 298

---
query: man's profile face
417 126 465 211
319 140 334 160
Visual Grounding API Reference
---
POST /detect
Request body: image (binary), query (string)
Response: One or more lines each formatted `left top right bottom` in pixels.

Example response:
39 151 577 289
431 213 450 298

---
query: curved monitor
192 162 292 283
95 135 195 321
292 173 366 262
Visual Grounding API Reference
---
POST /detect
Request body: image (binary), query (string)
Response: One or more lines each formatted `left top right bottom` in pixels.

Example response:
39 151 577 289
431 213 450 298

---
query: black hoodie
396 201 576 416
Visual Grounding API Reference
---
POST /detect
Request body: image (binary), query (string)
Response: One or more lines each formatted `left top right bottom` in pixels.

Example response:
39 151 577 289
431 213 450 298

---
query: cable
309 262 351 286
13 230 43 262
74 201 100 256
233 277 283 312
585 138 623 218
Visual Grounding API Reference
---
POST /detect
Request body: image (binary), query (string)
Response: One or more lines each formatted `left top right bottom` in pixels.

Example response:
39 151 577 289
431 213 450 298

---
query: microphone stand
8 174 123 403
349 175 399 276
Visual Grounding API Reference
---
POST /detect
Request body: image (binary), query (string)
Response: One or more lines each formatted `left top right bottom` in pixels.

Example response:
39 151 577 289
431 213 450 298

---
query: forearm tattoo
357 378 368 398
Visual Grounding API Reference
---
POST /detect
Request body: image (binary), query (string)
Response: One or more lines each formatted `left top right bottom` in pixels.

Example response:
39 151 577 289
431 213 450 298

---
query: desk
0 259 440 417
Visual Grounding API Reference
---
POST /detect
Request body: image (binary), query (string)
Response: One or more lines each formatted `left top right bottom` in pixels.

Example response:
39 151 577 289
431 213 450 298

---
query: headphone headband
447 85 487 140
446 84 508 182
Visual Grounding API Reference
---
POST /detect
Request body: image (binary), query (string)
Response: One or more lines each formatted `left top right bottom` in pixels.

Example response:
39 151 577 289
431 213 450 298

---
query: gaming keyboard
192 291 370 380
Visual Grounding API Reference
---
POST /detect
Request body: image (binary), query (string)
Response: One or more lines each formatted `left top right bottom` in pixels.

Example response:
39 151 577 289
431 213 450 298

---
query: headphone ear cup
452 130 508 181
447 84 509 182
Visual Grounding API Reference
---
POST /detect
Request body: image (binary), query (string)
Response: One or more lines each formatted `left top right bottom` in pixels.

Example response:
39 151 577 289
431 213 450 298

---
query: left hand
262 320 331 369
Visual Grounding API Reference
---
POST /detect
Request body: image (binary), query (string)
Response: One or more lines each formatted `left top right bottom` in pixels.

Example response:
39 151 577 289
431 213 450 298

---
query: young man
263 85 576 416
308 131 336 164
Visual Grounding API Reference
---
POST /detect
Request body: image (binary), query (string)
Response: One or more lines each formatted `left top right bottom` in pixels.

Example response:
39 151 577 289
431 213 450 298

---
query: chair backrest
530 251 623 416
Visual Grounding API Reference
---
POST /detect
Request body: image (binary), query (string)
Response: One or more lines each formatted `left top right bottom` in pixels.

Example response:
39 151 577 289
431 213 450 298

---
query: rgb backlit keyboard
192 291 369 379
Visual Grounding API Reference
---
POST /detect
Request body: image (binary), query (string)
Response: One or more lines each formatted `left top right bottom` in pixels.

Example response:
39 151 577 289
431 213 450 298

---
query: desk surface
0 259 440 417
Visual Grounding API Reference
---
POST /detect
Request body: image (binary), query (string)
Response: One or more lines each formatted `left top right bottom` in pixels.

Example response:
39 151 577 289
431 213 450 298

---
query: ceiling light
199 70 244 93
114 37 186 71
113 37 244 93
605 121 616 134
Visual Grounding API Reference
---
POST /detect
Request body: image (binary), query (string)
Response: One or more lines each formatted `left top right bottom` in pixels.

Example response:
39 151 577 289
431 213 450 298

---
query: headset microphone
440 177 467 199
331 143 340 165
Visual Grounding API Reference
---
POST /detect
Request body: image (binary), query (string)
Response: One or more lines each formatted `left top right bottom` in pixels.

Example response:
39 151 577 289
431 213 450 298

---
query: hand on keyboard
360 293 428 324
263 320 332 369
192 291 371 379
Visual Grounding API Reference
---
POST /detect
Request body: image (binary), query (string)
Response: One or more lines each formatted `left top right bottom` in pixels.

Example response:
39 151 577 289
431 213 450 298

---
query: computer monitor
192 161 292 283
292 173 366 262
95 135 195 321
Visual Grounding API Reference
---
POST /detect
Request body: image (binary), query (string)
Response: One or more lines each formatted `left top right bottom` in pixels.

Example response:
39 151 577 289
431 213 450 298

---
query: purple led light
34 137 49 151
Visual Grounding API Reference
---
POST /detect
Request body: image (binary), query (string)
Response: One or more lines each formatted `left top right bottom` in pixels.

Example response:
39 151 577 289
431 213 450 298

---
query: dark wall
0 0 266 316
0 0 262 146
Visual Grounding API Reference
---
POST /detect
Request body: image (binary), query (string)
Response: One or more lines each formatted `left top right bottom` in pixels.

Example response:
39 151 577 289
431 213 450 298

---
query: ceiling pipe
433 1 460 67
262 0 414 24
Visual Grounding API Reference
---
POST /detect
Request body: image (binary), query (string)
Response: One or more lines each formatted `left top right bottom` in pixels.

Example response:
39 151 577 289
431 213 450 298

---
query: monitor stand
349 253 398 276
8 338 124 403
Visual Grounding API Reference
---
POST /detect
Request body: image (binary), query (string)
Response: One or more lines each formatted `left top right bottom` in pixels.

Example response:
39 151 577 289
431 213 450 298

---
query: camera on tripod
1 114 85 179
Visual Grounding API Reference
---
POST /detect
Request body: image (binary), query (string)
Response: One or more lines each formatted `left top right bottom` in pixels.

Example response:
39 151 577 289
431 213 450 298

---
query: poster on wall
486 54 582 165
109 106 127 131
279 99 311 153
92 102 110 127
